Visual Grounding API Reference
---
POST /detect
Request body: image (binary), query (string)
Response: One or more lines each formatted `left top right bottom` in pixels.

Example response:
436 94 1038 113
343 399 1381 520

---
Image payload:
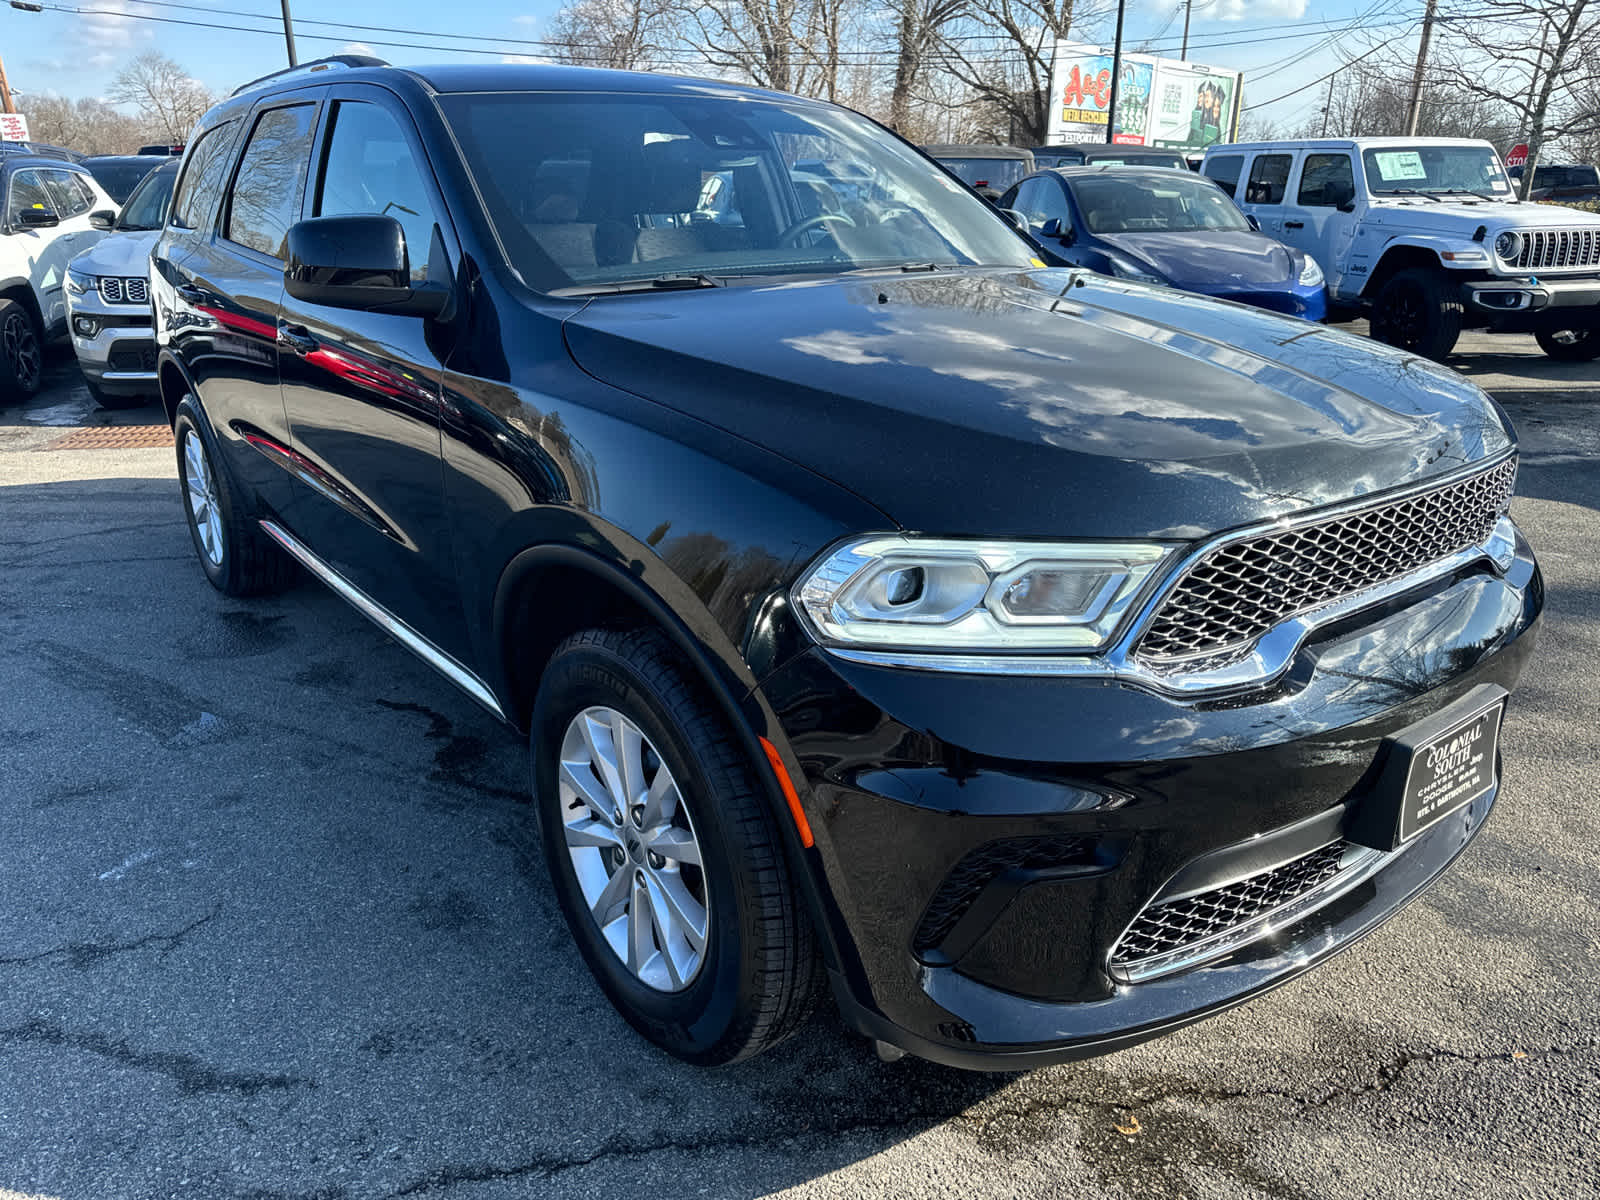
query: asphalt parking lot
1 330 1596 1200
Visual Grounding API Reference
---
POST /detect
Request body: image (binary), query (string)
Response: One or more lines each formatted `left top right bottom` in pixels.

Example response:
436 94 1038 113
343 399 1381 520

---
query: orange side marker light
759 736 814 849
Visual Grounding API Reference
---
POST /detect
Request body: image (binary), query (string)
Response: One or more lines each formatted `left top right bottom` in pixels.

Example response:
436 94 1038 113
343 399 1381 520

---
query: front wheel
1369 268 1463 360
0 299 43 400
1535 328 1600 362
531 628 820 1065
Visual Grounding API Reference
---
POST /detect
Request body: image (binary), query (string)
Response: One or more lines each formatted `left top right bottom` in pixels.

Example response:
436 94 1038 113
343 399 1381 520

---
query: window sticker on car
1372 151 1427 181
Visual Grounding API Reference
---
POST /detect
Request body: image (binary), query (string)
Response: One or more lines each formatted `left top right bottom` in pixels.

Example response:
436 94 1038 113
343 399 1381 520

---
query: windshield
118 165 176 230
438 92 1033 293
87 161 157 205
934 157 1030 191
1068 173 1250 234
1361 145 1513 196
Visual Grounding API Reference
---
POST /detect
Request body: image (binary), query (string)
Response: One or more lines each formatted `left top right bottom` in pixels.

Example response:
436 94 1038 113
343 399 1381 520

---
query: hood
562 268 1512 540
1367 197 1600 234
1096 230 1297 289
69 229 159 277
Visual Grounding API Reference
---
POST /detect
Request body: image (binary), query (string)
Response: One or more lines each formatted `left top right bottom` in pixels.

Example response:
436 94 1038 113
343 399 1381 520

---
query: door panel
278 91 464 657
1281 152 1358 292
1238 152 1295 236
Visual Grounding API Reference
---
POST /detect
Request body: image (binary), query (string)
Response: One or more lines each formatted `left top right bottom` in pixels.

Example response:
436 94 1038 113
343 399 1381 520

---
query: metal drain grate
44 425 173 451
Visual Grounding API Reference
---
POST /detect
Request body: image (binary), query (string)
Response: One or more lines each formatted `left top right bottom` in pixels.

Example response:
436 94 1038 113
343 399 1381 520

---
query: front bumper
66 293 158 395
1190 282 1328 322
757 533 1542 1068
1464 276 1600 323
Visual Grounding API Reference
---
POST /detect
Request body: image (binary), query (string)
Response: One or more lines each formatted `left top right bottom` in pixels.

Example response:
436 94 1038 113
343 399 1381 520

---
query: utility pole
280 0 299 67
0 53 15 115
1105 0 1127 145
1181 0 1192 60
1321 71 1336 137
1404 0 1438 136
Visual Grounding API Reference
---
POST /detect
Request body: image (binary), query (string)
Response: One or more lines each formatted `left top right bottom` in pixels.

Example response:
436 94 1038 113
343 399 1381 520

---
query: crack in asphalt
374 1042 1581 1197
0 906 221 969
0 1019 313 1096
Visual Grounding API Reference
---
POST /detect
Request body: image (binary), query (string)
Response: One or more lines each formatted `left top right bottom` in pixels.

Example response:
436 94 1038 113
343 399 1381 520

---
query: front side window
8 169 52 220
315 100 440 283
1244 154 1292 205
42 170 92 218
1202 154 1243 198
225 104 318 258
438 91 1033 293
171 121 239 230
1360 145 1512 198
1068 173 1249 234
118 166 178 231
1010 176 1068 231
1297 154 1355 207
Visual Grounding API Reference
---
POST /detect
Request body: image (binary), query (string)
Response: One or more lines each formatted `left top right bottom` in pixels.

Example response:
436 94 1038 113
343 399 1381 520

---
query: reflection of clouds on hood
781 331 892 366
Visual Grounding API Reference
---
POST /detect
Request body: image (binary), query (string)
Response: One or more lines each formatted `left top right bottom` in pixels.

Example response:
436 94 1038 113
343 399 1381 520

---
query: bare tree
679 0 803 93
1431 0 1599 197
24 93 149 155
934 1 1114 145
1290 54 1518 147
545 0 678 70
110 52 215 144
886 0 967 135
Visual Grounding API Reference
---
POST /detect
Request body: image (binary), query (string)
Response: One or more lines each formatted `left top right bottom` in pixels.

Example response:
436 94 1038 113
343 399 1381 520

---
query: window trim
220 95 324 261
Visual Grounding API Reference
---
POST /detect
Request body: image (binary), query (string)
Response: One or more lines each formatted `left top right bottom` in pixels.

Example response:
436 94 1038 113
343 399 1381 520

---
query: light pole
280 0 299 67
1105 0 1127 145
6 1 45 115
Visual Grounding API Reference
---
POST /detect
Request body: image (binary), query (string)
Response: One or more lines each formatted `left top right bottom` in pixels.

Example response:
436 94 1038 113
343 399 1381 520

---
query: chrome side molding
259 519 508 723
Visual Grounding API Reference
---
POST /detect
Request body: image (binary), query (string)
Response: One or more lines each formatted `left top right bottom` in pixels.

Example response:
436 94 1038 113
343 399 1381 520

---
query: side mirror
16 208 59 229
1245 213 1261 232
999 208 1029 233
89 209 117 231
284 215 449 317
1040 217 1075 245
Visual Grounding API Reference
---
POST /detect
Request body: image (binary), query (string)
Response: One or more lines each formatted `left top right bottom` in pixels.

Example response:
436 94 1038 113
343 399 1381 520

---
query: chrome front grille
1511 227 1600 271
1111 840 1377 982
1134 458 1516 663
99 276 149 305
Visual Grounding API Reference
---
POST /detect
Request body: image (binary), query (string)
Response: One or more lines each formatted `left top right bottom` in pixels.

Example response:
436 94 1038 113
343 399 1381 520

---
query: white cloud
1213 0 1308 19
513 14 538 25
340 42 377 56
502 53 546 64
76 0 148 49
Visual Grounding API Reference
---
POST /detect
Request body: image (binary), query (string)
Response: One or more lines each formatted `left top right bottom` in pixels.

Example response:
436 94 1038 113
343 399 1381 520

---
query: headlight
1296 255 1325 287
1494 231 1522 260
1106 253 1165 286
793 536 1172 653
66 269 94 296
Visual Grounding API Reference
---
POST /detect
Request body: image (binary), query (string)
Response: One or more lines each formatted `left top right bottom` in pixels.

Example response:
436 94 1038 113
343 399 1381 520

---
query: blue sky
1 0 1416 132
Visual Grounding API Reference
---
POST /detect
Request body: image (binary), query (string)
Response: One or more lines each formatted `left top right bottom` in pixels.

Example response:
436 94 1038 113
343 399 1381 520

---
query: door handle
1283 220 1305 230
175 283 206 305
277 321 317 355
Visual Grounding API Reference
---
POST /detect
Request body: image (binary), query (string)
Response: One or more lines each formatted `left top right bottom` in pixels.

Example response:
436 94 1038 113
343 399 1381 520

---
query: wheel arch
0 276 44 338
1360 242 1450 299
156 348 196 428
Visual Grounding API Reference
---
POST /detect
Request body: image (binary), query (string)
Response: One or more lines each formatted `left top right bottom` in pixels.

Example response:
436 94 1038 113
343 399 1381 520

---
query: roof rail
230 54 389 99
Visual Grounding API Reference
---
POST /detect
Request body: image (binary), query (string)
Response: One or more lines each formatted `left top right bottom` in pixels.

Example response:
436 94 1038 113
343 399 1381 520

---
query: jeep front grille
1134 457 1516 663
99 276 149 305
1110 839 1381 982
1511 228 1600 271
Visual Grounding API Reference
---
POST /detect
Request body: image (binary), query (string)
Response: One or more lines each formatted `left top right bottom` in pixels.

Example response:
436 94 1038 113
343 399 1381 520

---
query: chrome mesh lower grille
1111 841 1353 977
1135 458 1516 662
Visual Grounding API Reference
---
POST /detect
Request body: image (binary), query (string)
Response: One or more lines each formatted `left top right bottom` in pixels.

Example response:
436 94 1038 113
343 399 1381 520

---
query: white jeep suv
0 155 116 400
1201 137 1600 361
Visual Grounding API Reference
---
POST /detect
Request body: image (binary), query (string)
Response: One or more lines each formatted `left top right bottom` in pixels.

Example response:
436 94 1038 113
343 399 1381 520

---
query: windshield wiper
1379 188 1444 202
897 262 948 272
1429 188 1503 201
551 274 726 296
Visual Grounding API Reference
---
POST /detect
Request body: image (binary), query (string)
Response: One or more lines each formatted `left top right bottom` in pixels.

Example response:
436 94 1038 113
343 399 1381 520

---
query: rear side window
1297 154 1355 207
1244 154 1292 205
314 100 439 283
171 121 239 230
1203 154 1243 197
225 104 318 258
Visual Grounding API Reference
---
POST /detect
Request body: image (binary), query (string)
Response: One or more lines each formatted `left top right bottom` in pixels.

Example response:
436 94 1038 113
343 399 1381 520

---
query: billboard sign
1048 42 1241 152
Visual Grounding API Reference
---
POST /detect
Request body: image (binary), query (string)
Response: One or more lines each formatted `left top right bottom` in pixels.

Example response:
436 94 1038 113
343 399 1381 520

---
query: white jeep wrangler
0 154 117 400
1201 136 1600 361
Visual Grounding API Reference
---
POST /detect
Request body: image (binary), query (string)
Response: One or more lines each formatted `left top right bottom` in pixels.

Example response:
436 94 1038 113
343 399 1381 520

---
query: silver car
65 160 178 408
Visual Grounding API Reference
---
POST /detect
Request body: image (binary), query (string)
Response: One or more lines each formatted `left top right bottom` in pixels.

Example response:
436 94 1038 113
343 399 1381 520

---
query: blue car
1000 166 1328 320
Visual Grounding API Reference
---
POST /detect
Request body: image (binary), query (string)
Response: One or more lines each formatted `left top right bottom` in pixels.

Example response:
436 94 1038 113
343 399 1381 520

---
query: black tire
1535 328 1600 362
531 628 820 1065
86 378 150 410
1369 268 1464 360
0 298 43 401
173 396 297 596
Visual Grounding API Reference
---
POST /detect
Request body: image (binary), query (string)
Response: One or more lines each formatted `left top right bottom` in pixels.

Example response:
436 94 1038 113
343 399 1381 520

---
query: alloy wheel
558 705 709 992
1380 283 1423 349
182 427 224 566
3 310 40 392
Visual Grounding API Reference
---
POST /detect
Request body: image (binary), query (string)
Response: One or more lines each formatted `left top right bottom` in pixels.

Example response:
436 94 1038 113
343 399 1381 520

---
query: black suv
152 57 1542 1070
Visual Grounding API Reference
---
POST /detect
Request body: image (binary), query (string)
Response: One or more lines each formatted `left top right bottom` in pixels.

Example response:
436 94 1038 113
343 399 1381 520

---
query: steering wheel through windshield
778 211 856 245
